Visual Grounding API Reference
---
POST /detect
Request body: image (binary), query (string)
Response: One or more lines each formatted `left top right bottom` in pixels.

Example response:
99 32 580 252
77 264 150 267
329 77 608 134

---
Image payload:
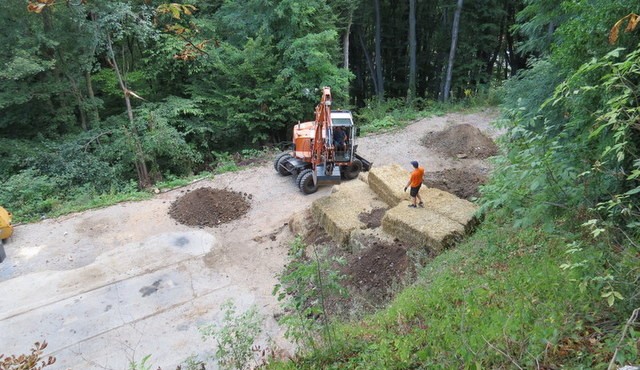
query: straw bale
368 164 412 206
382 201 465 253
358 171 369 184
289 209 310 236
311 179 387 245
423 188 479 233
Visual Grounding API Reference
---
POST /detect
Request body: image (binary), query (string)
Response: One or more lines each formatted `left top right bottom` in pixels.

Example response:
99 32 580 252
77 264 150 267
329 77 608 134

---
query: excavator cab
331 111 353 162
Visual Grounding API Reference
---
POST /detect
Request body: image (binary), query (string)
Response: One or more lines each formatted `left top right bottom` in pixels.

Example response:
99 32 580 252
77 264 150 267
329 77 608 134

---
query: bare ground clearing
0 109 499 369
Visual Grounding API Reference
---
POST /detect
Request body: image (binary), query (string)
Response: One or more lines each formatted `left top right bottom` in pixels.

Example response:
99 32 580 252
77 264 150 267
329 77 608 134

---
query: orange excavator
0 206 12 262
274 87 371 194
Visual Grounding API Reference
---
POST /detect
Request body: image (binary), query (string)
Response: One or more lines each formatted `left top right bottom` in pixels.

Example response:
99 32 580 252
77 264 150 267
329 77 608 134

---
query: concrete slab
0 231 215 321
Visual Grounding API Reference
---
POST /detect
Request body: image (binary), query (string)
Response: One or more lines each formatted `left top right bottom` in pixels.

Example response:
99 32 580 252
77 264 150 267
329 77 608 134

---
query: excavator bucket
0 206 11 263
0 206 13 241
355 153 373 171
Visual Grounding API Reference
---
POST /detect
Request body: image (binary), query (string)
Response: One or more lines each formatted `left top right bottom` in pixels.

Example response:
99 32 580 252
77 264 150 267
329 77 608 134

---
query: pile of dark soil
357 208 387 229
169 187 251 227
424 168 488 200
422 123 498 159
341 240 411 305
297 215 412 310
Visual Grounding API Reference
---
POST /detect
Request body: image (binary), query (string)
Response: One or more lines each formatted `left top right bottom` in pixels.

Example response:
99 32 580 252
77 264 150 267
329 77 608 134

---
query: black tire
275 154 293 176
299 171 318 194
343 159 363 180
274 152 290 172
297 169 313 188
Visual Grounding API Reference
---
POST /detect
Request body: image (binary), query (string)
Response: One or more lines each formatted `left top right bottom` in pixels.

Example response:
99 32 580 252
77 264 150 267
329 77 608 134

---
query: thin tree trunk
373 0 384 101
443 0 463 103
358 29 379 97
85 72 100 125
343 13 352 70
343 12 353 96
408 0 417 102
486 13 505 81
106 33 151 188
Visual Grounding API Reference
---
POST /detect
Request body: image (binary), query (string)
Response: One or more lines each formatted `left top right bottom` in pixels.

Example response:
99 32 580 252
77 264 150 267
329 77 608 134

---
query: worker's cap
410 161 419 168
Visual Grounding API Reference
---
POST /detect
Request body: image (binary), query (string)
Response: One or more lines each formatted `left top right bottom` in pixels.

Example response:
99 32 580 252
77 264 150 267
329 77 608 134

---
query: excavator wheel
298 171 318 194
274 153 293 176
343 159 363 180
296 169 313 188
274 152 289 171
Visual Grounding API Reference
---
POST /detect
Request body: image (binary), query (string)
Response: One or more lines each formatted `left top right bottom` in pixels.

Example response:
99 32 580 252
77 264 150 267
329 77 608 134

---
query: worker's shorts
410 184 422 197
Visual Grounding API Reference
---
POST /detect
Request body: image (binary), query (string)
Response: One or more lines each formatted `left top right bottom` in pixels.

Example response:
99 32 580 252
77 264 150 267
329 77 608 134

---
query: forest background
1 0 534 219
1 0 639 368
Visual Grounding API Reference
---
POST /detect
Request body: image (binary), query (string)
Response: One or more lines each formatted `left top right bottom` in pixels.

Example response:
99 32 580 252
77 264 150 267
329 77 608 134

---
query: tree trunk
358 29 379 98
443 0 463 103
343 13 352 70
486 12 505 81
106 33 151 188
373 0 384 101
408 0 417 102
85 72 100 125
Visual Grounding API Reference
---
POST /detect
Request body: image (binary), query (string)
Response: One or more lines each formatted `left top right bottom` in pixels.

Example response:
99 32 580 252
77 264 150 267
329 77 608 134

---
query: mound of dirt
168 187 251 227
358 208 386 229
341 240 411 305
422 123 498 159
424 168 488 200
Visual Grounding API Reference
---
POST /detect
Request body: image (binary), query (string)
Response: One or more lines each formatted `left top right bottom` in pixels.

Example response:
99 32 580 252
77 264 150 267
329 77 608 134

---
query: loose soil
341 240 412 306
422 123 498 160
168 187 252 227
357 208 387 229
424 168 488 200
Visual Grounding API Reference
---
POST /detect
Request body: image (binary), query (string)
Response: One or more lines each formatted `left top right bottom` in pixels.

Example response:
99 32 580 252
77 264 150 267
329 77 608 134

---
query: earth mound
341 240 411 305
357 208 386 229
169 187 251 227
422 123 498 159
424 168 488 200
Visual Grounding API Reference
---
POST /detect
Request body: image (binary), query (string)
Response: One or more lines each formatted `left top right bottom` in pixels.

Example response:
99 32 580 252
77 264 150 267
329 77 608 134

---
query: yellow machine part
0 206 13 240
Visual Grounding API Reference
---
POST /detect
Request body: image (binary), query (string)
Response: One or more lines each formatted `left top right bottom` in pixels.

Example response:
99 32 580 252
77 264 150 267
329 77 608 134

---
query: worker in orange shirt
404 160 424 208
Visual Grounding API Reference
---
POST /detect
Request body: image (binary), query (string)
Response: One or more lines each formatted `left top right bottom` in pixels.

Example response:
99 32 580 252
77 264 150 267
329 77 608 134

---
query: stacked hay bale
421 188 479 233
382 202 465 253
306 164 479 254
311 179 388 245
367 164 411 206
368 164 479 253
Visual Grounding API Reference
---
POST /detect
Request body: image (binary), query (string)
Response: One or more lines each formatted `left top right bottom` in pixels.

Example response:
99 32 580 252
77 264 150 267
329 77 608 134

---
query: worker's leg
417 192 424 207
409 187 419 207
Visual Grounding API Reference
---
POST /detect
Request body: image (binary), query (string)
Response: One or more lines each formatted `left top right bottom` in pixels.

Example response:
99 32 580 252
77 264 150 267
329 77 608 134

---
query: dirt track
0 109 499 369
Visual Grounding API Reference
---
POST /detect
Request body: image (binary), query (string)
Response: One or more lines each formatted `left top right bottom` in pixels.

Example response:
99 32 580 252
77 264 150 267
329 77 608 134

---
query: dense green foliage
1 0 523 221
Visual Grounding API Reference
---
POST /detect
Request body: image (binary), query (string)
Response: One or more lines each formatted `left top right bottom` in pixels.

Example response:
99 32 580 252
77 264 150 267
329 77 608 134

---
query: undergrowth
0 147 275 223
355 93 500 135
269 215 639 369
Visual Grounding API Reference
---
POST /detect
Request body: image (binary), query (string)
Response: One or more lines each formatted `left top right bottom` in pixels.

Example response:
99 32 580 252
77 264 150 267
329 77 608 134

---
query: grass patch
355 97 499 135
268 215 633 369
